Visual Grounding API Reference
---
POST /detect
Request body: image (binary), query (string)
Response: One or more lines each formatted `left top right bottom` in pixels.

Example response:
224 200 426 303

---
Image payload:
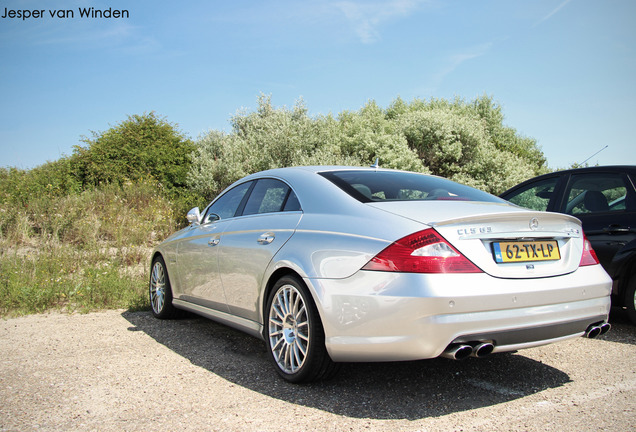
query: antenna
370 158 380 169
579 145 608 166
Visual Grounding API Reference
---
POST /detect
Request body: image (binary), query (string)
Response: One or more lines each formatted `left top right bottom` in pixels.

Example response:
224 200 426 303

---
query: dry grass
0 182 180 317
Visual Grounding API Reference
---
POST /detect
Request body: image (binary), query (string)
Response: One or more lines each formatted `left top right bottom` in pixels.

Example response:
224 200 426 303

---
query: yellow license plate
492 240 561 263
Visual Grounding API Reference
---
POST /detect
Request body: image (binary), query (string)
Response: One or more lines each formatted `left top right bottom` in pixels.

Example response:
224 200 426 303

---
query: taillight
579 234 600 266
362 229 482 273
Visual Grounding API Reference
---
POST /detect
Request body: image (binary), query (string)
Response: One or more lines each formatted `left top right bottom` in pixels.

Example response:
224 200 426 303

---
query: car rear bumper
306 265 612 362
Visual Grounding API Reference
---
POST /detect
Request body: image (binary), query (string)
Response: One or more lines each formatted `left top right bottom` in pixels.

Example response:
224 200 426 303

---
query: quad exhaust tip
443 321 611 360
442 342 495 361
585 322 611 339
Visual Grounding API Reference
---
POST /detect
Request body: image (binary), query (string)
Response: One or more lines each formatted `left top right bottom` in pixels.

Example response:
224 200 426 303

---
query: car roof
239 165 426 182
248 165 403 175
531 165 635 178
500 165 636 196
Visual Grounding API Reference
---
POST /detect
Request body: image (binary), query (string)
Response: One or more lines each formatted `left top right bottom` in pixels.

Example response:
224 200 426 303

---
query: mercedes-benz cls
150 166 612 382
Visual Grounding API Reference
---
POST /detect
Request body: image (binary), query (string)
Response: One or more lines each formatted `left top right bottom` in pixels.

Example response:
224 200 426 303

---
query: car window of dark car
320 170 503 203
242 179 300 215
502 177 559 211
204 181 253 222
564 173 631 215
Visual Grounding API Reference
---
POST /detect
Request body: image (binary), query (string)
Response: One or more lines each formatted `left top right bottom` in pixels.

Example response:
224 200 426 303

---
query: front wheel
149 256 179 319
265 275 339 383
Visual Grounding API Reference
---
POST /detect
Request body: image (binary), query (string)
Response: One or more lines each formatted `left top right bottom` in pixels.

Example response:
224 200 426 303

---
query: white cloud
334 0 427 43
430 42 493 88
533 0 573 27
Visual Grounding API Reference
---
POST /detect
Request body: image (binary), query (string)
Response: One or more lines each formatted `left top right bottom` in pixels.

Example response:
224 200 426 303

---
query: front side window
502 177 559 211
204 181 253 222
320 170 503 203
564 173 631 215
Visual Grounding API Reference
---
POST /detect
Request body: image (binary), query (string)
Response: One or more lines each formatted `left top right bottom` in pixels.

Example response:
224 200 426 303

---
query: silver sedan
149 166 612 382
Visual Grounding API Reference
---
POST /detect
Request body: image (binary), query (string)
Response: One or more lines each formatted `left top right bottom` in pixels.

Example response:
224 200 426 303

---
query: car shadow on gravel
606 307 636 346
123 310 571 420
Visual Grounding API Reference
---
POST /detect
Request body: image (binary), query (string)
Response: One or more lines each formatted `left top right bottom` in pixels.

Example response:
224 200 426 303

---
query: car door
558 171 636 274
175 181 253 311
217 178 302 322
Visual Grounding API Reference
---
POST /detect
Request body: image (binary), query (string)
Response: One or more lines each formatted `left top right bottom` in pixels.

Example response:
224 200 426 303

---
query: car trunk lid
368 201 585 279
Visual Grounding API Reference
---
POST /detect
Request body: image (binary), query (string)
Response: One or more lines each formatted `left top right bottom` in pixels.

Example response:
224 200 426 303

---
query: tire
264 275 340 383
624 275 636 325
149 256 180 319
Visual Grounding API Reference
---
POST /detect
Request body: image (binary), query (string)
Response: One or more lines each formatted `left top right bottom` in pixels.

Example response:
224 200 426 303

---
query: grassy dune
0 182 181 317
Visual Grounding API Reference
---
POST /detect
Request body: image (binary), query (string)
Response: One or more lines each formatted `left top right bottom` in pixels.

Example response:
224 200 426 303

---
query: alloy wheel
150 261 166 315
268 284 310 374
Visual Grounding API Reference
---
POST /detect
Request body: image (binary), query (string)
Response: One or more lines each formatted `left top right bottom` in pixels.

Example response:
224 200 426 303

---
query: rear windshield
320 170 503 203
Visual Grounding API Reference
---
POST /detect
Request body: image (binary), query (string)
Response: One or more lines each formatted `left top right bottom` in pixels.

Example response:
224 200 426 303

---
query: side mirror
186 207 201 225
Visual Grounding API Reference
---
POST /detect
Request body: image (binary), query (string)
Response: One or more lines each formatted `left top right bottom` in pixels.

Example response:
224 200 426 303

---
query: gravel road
1 309 634 432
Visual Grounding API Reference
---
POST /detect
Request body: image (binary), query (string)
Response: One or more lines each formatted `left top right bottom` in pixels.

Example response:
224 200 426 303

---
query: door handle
208 236 220 246
257 232 275 245
603 224 631 234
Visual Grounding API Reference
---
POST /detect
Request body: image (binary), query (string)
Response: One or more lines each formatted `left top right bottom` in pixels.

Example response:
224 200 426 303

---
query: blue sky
1 0 634 170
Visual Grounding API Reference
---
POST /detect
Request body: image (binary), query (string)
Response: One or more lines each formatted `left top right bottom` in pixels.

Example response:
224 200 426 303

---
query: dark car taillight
362 228 482 273
579 234 600 267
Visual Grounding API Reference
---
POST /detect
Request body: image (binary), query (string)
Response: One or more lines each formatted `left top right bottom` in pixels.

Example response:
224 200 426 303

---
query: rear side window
320 170 503 203
502 177 559 211
564 173 633 214
242 179 301 215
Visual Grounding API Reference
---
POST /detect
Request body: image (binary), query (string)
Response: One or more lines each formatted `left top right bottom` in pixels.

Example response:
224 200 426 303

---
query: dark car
500 166 636 324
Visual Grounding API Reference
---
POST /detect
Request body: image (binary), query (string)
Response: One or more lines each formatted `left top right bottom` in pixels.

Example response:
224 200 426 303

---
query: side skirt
172 299 265 341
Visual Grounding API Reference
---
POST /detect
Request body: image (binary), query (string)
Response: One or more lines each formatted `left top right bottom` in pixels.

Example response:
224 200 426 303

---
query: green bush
189 95 549 198
73 112 194 191
188 96 370 200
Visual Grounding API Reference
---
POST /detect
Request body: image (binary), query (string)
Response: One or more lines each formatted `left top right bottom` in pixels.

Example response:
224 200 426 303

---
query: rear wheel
265 275 339 383
149 256 179 319
624 275 636 325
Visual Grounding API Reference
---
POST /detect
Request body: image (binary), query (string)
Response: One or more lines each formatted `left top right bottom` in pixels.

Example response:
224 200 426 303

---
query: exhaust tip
585 321 610 339
471 342 495 358
585 325 601 339
442 344 473 361
599 322 611 335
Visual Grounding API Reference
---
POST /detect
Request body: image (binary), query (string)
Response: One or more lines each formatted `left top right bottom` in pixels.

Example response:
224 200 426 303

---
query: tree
337 101 426 174
395 103 538 193
73 112 194 191
386 95 548 193
189 95 371 200
189 95 549 199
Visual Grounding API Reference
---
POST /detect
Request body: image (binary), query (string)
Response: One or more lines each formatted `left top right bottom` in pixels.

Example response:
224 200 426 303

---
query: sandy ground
1 309 634 432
